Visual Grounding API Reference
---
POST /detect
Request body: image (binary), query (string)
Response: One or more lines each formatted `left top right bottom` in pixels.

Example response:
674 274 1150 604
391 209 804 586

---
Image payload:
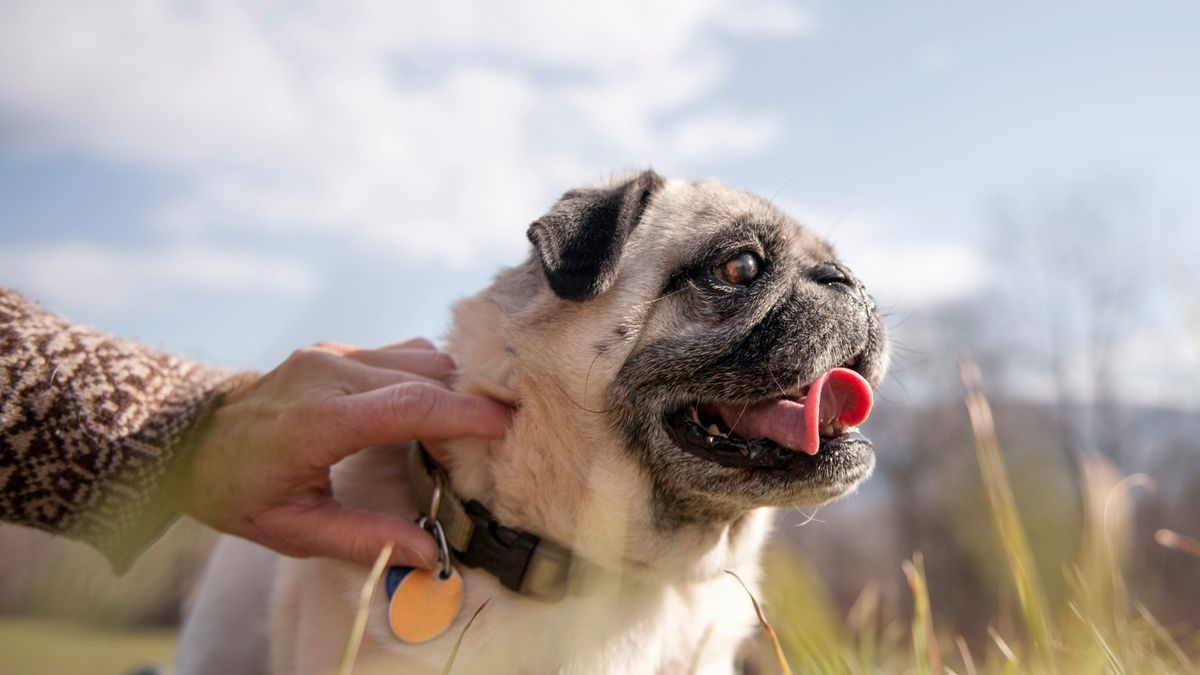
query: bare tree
982 179 1171 465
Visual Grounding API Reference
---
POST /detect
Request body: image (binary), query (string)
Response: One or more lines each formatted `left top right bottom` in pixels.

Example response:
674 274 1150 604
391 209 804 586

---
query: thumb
258 502 440 569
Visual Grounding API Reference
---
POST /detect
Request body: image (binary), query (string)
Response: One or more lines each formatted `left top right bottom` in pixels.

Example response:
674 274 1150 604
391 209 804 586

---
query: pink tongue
715 368 874 456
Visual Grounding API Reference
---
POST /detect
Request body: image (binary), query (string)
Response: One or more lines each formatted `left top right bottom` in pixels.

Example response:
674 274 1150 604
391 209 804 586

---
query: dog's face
517 171 888 526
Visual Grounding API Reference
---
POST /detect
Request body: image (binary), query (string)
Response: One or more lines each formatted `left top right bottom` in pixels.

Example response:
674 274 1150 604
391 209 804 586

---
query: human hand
178 338 510 569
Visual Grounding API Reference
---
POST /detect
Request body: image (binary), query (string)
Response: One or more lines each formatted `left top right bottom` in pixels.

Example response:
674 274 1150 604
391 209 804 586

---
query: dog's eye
714 252 760 287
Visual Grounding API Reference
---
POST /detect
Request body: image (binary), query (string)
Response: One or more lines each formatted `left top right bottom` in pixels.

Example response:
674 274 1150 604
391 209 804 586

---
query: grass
0 616 175 675
902 552 941 675
439 598 491 675
337 543 392 675
726 569 794 675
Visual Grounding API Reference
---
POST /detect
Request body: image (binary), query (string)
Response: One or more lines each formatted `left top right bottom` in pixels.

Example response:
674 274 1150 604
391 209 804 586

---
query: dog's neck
439 284 772 584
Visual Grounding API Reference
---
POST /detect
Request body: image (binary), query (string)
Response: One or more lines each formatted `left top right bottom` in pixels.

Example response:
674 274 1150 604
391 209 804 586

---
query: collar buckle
458 501 572 602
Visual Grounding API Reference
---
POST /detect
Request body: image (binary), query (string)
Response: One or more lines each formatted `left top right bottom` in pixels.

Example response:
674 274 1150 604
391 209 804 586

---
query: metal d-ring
416 447 451 579
417 515 453 580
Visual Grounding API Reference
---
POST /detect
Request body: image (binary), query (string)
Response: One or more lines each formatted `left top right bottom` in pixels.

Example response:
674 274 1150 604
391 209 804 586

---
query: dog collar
408 446 577 603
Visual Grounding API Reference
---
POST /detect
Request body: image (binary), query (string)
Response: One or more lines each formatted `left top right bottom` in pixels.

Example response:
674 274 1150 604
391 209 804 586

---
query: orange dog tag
385 565 464 643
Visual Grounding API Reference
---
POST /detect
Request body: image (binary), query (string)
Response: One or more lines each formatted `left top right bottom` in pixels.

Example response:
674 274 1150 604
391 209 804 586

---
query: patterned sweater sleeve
0 288 254 572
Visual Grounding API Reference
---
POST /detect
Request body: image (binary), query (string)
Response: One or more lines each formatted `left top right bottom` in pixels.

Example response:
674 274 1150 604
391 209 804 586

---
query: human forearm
0 288 252 571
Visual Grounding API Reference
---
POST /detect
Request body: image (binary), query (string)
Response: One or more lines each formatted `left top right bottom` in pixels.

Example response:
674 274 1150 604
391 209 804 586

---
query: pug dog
177 171 888 675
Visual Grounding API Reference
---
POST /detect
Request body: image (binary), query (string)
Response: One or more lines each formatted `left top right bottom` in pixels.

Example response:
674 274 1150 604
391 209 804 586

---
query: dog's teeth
706 423 722 437
690 407 701 425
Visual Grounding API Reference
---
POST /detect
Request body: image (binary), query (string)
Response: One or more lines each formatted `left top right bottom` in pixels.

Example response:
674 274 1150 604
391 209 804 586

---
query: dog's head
447 170 887 568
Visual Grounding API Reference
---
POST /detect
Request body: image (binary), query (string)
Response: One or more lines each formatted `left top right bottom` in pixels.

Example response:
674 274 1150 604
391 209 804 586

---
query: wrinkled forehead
629 178 836 270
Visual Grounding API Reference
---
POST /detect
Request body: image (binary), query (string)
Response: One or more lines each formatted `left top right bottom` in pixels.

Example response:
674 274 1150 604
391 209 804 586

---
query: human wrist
104 371 259 572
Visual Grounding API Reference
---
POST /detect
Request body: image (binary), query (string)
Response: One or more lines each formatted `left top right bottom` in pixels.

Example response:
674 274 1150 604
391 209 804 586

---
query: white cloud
668 113 780 161
0 0 811 261
844 242 986 309
0 244 317 312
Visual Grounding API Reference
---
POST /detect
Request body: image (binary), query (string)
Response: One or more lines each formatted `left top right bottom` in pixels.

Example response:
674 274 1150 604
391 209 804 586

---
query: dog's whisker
622 283 696 355
551 377 613 415
729 400 751 431
767 364 788 399
583 350 604 409
792 506 825 526
767 176 795 207
877 372 911 402
643 283 693 308
825 207 858 242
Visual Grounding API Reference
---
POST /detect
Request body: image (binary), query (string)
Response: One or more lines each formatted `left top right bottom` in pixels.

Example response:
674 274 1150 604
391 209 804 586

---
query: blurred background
1 1 1197 673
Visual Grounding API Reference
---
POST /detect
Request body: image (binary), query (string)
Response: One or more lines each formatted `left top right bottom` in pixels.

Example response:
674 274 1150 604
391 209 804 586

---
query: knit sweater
0 289 251 572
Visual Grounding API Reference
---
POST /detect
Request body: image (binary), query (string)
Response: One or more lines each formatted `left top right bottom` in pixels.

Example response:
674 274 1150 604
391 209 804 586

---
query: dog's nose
810 262 876 313
809 262 856 290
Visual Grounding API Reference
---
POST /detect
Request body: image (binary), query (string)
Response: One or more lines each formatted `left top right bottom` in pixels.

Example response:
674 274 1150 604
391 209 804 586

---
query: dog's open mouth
665 367 875 470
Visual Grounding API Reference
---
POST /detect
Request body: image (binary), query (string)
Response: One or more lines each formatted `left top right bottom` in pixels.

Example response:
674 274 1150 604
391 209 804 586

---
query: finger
326 382 512 458
344 348 456 382
311 341 358 356
257 503 440 569
379 337 437 352
334 359 444 394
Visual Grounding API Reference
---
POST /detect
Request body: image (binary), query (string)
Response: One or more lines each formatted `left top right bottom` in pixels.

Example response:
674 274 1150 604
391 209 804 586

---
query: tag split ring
417 515 453 580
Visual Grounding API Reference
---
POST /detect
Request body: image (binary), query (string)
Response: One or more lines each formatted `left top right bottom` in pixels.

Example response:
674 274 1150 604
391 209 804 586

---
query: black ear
527 170 665 301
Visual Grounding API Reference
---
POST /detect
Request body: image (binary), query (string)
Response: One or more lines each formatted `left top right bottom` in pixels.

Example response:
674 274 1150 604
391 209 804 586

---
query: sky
1 1 1198 406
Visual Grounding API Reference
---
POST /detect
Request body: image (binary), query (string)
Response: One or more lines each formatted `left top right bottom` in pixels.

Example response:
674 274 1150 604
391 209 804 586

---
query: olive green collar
409 447 580 602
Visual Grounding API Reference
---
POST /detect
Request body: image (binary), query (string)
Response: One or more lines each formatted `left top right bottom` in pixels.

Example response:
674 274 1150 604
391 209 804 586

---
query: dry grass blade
440 597 491 675
986 626 1019 667
1155 529 1200 559
959 356 1055 668
337 544 393 675
902 553 942 675
1102 471 1155 601
1135 601 1196 673
725 569 794 675
1068 601 1125 675
847 580 881 670
955 635 977 675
